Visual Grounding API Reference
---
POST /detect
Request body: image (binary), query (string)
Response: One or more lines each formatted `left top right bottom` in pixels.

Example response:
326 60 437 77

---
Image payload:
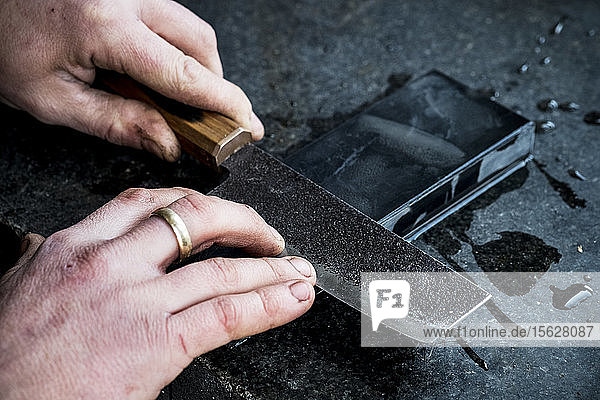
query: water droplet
537 99 559 112
518 63 529 73
551 18 566 35
549 283 593 310
558 102 580 112
540 56 552 65
586 29 596 37
535 120 556 133
568 168 586 181
537 35 547 44
584 111 600 125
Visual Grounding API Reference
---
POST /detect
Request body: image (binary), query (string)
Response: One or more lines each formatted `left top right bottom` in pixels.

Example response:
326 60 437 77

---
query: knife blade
99 72 490 341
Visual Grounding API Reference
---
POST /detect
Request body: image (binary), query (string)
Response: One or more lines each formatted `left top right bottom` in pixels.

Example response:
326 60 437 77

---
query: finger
154 256 315 312
96 22 264 139
111 193 285 269
168 280 315 359
75 188 194 241
141 0 223 76
30 75 181 161
1 233 45 285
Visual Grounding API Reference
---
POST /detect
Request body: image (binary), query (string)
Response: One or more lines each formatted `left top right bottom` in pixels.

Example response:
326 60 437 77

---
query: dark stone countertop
1 0 599 398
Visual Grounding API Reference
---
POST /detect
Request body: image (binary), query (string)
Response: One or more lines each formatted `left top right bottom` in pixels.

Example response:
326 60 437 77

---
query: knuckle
165 317 193 367
199 21 217 47
177 193 214 217
231 85 252 113
53 243 110 286
262 258 284 280
43 230 73 251
173 56 199 94
88 105 121 143
205 257 239 285
212 297 238 338
77 0 115 28
256 287 281 319
240 203 265 225
117 188 156 206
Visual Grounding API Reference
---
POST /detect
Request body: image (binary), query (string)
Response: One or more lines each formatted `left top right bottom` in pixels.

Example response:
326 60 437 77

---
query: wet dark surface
1 0 599 399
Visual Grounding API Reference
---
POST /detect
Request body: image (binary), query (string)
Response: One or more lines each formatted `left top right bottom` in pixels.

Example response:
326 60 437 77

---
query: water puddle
472 231 562 296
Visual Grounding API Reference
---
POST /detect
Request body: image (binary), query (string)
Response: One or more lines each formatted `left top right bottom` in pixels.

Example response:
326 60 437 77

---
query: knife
99 72 490 342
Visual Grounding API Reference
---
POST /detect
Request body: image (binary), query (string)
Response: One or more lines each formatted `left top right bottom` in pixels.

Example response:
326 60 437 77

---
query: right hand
0 0 264 161
0 188 315 399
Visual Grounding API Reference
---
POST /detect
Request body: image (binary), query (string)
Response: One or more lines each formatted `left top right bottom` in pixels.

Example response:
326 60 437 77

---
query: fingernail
165 142 181 162
277 247 289 257
142 137 166 160
250 112 264 140
19 237 30 256
269 226 285 251
158 140 182 162
289 281 311 301
287 256 313 278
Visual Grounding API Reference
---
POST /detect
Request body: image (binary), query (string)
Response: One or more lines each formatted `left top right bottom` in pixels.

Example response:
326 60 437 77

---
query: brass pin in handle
96 71 253 168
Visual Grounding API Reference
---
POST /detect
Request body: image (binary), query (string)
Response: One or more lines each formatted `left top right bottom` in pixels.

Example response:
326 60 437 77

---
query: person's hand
0 188 315 399
0 0 264 161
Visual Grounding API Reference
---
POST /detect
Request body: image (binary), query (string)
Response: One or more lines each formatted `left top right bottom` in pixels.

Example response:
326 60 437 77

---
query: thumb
32 76 181 162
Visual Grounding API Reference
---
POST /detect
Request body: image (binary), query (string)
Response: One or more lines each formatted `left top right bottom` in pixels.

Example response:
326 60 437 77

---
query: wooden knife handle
97 71 253 167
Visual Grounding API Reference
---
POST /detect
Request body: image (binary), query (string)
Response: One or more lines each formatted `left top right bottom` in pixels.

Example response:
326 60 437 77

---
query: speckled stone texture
1 0 599 399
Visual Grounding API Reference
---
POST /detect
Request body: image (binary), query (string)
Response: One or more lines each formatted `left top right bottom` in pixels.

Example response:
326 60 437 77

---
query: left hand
0 188 315 399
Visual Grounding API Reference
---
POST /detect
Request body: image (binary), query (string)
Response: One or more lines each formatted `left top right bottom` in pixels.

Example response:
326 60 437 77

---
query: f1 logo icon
369 280 410 331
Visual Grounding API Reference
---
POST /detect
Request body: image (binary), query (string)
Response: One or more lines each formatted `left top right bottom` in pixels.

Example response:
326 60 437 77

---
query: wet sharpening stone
286 71 535 240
